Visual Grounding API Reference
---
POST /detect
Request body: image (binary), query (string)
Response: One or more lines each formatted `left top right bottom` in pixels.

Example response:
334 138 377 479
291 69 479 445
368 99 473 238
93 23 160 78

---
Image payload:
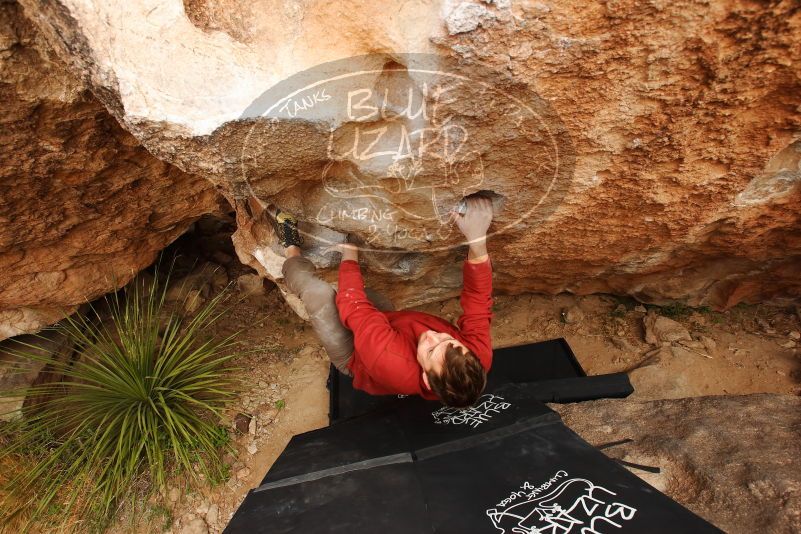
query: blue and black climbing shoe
271 207 304 248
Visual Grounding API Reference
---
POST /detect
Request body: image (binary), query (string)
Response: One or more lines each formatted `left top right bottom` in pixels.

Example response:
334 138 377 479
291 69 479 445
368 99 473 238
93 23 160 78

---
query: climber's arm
453 195 492 263
453 195 494 367
457 256 493 368
335 248 403 371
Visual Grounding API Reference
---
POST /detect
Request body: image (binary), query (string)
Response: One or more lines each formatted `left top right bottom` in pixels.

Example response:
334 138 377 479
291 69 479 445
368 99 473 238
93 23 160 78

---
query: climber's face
416 330 467 387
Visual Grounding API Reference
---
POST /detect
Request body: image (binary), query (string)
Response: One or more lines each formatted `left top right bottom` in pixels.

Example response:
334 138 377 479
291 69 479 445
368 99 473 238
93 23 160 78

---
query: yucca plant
0 261 244 532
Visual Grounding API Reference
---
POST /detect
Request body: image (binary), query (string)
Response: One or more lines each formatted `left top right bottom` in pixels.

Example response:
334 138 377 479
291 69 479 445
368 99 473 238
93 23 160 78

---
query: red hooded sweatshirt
335 256 493 400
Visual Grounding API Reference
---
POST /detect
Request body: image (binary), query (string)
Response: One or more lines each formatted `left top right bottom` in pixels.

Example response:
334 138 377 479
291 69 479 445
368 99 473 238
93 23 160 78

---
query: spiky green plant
0 264 243 531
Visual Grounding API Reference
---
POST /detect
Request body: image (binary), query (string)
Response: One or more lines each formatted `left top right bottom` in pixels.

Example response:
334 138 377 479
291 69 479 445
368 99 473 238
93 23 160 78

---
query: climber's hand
453 195 493 243
324 242 359 262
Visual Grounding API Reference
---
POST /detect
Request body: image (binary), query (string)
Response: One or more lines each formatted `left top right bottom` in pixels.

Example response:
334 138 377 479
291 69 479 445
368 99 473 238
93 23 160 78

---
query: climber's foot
268 206 304 248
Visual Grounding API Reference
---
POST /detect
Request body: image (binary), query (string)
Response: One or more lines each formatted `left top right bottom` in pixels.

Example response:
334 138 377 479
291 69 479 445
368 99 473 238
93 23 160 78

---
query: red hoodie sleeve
456 256 494 369
335 260 402 372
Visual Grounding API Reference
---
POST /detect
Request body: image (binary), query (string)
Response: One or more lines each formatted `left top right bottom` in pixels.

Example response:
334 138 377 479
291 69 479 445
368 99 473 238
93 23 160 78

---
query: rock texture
0 328 70 420
0 1 224 339
556 394 801 533
7 0 801 320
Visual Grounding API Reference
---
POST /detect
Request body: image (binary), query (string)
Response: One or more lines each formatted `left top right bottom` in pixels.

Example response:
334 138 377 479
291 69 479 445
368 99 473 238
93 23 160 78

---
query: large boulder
0 1 225 339
8 0 801 316
555 394 801 533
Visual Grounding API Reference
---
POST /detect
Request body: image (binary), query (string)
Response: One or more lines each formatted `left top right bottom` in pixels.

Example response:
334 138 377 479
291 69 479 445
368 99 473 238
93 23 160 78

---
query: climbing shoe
270 207 304 248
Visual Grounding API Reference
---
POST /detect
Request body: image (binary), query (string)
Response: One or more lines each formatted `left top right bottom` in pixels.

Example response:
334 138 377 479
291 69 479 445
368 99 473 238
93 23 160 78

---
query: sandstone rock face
11 0 801 315
0 328 69 420
556 394 801 533
0 1 224 340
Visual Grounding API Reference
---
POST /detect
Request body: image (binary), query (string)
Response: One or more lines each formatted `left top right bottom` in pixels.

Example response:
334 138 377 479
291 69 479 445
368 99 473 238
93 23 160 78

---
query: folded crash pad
226 381 720 533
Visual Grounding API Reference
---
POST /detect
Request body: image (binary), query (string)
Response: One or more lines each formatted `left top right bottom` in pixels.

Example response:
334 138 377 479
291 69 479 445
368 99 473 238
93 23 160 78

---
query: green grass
605 295 726 324
0 261 247 532
274 399 286 410
658 301 695 319
657 302 700 317
147 504 173 532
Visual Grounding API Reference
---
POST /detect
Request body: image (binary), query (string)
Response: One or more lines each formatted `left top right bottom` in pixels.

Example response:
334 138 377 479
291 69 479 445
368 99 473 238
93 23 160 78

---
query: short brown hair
427 345 487 408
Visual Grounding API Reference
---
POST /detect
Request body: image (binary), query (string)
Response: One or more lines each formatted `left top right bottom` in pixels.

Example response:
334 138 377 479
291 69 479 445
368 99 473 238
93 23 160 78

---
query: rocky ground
5 217 792 533
108 243 801 534
556 394 801 533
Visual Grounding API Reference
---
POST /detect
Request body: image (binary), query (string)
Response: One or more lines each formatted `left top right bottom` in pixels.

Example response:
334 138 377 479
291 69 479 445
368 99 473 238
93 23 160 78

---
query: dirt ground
124 264 801 533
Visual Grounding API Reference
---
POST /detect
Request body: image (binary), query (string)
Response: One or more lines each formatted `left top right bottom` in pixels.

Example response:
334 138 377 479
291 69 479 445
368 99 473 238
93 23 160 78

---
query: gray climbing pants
282 255 394 376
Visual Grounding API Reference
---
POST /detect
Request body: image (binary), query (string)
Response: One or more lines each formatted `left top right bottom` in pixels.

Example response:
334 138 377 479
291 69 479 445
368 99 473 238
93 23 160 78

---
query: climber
270 196 494 408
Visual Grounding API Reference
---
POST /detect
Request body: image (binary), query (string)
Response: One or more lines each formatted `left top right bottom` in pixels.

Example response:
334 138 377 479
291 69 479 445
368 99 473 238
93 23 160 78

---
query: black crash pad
328 338 631 422
491 337 586 382
227 381 720 534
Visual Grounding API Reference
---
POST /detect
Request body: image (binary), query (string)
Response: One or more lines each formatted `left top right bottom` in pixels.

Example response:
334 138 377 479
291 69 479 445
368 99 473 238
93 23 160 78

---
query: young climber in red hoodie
272 196 493 408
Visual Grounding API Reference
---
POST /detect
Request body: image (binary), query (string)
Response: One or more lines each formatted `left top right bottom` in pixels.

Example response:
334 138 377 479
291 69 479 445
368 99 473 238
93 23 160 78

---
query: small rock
179 517 208 534
755 317 771 332
195 502 210 516
698 335 717 354
613 303 627 315
634 305 647 313
677 339 705 350
263 408 279 424
296 345 319 360
206 504 219 526
168 486 180 503
611 336 637 353
237 273 265 296
780 340 796 349
236 467 251 480
560 305 584 324
233 413 251 434
643 311 692 345
247 441 258 455
789 331 800 340
445 2 495 35
248 416 257 436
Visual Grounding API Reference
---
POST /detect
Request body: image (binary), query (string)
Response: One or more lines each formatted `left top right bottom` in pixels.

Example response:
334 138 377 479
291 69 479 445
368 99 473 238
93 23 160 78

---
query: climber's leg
282 254 355 376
